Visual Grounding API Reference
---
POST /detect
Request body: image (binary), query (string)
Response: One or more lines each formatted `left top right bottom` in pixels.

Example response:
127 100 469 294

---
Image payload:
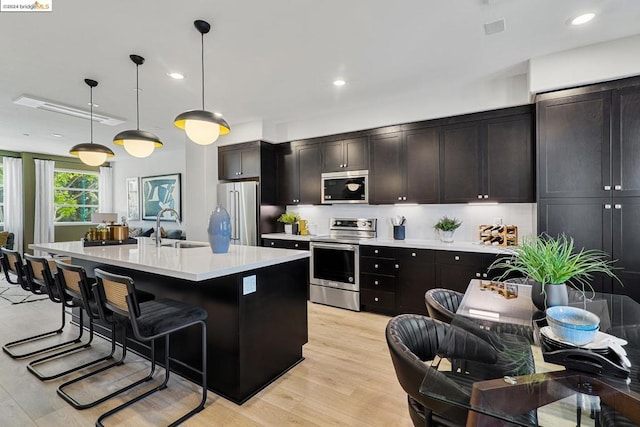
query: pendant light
174 19 230 145
113 54 163 158
69 79 115 166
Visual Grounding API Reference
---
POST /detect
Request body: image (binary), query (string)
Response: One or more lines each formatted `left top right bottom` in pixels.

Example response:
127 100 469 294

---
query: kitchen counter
31 237 309 281
261 233 315 242
30 237 309 405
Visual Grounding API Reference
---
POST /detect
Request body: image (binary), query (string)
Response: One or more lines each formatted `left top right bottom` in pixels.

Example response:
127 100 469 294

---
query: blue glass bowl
546 306 600 346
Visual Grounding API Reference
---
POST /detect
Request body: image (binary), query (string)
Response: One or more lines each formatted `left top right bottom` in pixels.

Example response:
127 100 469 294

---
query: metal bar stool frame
3 253 85 359
93 268 207 427
26 261 117 381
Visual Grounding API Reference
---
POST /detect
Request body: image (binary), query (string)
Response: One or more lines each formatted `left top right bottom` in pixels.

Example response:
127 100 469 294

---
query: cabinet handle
374 297 379 302
270 242 275 246
374 264 379 269
615 204 622 209
482 273 488 278
398 197 402 200
403 196 407 201
476 273 481 277
605 204 612 209
294 243 299 248
344 163 348 168
604 185 611 190
374 249 379 254
615 185 622 190
411 252 416 257
454 256 460 261
483 195 489 199
374 280 379 285
477 195 483 199
395 264 399 269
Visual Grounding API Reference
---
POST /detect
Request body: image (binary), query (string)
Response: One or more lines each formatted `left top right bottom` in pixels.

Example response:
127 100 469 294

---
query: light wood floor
0 296 413 426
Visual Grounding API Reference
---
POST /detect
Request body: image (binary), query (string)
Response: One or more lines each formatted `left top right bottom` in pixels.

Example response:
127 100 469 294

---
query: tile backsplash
289 203 536 243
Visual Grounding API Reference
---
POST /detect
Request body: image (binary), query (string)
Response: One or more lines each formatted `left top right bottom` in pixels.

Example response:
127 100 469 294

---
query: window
0 162 4 230
54 169 99 223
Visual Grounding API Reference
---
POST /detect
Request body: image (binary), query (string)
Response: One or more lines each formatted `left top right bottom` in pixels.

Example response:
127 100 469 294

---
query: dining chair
93 268 208 426
424 288 464 323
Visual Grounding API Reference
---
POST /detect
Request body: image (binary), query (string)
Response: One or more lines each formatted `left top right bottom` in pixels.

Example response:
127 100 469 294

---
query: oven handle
310 242 357 252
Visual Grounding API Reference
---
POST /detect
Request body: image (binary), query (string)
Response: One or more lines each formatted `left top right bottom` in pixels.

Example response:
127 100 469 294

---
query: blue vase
208 205 231 253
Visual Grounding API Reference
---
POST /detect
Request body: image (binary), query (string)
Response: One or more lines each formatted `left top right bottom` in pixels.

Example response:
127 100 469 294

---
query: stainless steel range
309 218 377 311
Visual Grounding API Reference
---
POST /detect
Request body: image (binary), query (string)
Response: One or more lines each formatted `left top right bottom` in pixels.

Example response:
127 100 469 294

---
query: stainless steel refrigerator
217 181 258 246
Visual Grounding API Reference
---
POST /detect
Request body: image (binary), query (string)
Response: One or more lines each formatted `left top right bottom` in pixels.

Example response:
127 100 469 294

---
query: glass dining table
419 279 640 426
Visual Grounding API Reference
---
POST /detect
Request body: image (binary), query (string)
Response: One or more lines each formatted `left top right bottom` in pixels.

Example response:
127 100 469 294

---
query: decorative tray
83 238 138 247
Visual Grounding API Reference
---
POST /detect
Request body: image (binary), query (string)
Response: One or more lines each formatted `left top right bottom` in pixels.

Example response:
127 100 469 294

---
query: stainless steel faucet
156 208 181 247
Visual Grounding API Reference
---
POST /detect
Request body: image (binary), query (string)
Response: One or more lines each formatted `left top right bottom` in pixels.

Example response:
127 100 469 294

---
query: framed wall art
126 177 140 221
141 173 182 221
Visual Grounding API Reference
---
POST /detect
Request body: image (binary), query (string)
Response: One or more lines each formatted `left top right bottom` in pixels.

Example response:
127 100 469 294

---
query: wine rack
478 225 518 247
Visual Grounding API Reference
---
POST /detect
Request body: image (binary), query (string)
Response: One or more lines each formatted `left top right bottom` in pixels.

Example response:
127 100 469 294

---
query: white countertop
30 238 309 282
261 233 514 254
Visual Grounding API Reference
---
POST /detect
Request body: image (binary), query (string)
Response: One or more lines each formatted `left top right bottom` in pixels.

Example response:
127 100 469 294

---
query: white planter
439 230 455 243
284 224 293 234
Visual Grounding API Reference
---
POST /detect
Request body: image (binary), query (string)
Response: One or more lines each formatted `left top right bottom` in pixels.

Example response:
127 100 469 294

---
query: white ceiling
1 0 639 158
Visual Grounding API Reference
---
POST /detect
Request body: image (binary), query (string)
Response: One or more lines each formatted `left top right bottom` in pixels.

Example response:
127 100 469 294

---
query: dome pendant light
113 54 163 158
69 79 115 166
174 19 230 145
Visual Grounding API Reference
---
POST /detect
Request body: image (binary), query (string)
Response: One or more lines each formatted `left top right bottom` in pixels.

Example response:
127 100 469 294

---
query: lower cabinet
360 246 505 316
262 238 309 251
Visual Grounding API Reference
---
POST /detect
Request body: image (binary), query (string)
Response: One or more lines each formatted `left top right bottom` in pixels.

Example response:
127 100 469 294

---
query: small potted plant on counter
278 212 300 234
490 234 620 310
434 216 462 243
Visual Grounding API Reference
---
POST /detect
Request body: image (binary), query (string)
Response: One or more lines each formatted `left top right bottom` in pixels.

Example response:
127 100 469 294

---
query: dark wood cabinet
538 92 612 199
321 137 368 172
218 143 260 180
396 248 434 315
537 81 640 302
360 246 398 315
278 142 321 205
369 127 439 204
262 238 309 251
434 251 496 294
440 113 534 203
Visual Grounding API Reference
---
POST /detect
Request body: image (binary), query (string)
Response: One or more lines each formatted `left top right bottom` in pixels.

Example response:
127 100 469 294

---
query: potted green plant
278 212 300 234
434 216 462 243
490 234 619 310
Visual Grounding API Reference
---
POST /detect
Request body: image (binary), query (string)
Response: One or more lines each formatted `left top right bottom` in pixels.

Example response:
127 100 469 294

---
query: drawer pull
476 273 481 278
374 264 379 269
294 243 299 248
604 185 611 190
395 264 399 269
615 185 622 190
374 249 379 254
482 273 488 278
374 297 379 302
270 242 274 246
454 256 460 261
412 252 416 257
374 280 379 285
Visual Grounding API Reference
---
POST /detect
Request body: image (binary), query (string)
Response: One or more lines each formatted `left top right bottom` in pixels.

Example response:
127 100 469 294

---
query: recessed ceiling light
52 133 63 138
168 72 185 80
570 13 595 26
333 79 346 87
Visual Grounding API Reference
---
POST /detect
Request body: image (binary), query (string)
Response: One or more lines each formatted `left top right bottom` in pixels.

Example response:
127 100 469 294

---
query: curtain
3 157 24 253
99 166 113 213
34 159 55 248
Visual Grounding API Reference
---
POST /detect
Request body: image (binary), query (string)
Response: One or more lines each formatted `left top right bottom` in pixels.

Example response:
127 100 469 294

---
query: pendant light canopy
174 19 230 145
113 54 163 158
70 79 115 166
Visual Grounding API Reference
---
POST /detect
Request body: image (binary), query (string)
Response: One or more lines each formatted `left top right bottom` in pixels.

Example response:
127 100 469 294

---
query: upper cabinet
613 85 640 198
278 141 321 205
440 111 534 203
370 128 439 204
219 142 261 180
321 137 369 172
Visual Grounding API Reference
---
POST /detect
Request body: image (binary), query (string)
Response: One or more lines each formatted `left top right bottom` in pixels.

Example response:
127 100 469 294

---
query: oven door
310 242 359 292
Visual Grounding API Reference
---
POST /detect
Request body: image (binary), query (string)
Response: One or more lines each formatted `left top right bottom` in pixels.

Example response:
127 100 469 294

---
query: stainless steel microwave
321 170 368 204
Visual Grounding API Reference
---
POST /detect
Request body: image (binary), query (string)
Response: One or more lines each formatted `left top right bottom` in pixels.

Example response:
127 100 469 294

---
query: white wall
288 203 536 243
529 34 640 94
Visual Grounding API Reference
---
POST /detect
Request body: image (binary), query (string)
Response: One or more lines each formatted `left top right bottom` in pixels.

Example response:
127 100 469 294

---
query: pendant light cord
201 32 205 110
90 86 94 143
136 63 140 130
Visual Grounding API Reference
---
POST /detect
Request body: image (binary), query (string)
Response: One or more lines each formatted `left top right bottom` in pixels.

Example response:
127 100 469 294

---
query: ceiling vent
484 18 506 35
13 95 125 126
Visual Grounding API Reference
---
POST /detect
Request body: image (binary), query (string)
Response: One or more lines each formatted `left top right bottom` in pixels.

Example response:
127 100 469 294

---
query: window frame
53 168 100 225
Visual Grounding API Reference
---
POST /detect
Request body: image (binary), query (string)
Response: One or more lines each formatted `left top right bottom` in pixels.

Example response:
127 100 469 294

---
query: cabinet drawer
361 289 395 312
360 245 396 258
262 239 309 250
360 273 397 292
360 257 399 275
435 251 484 267
396 248 435 263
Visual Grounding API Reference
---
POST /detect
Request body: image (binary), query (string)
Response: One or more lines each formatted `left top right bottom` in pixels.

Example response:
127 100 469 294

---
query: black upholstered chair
93 268 208 427
3 255 83 359
424 288 463 323
386 314 498 427
26 260 117 381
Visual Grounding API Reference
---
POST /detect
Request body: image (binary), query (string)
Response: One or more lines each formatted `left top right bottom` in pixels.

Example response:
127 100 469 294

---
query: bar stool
27 260 116 381
3 254 83 359
93 268 207 427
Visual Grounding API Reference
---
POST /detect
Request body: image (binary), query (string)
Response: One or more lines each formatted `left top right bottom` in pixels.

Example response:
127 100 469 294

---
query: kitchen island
30 238 310 404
